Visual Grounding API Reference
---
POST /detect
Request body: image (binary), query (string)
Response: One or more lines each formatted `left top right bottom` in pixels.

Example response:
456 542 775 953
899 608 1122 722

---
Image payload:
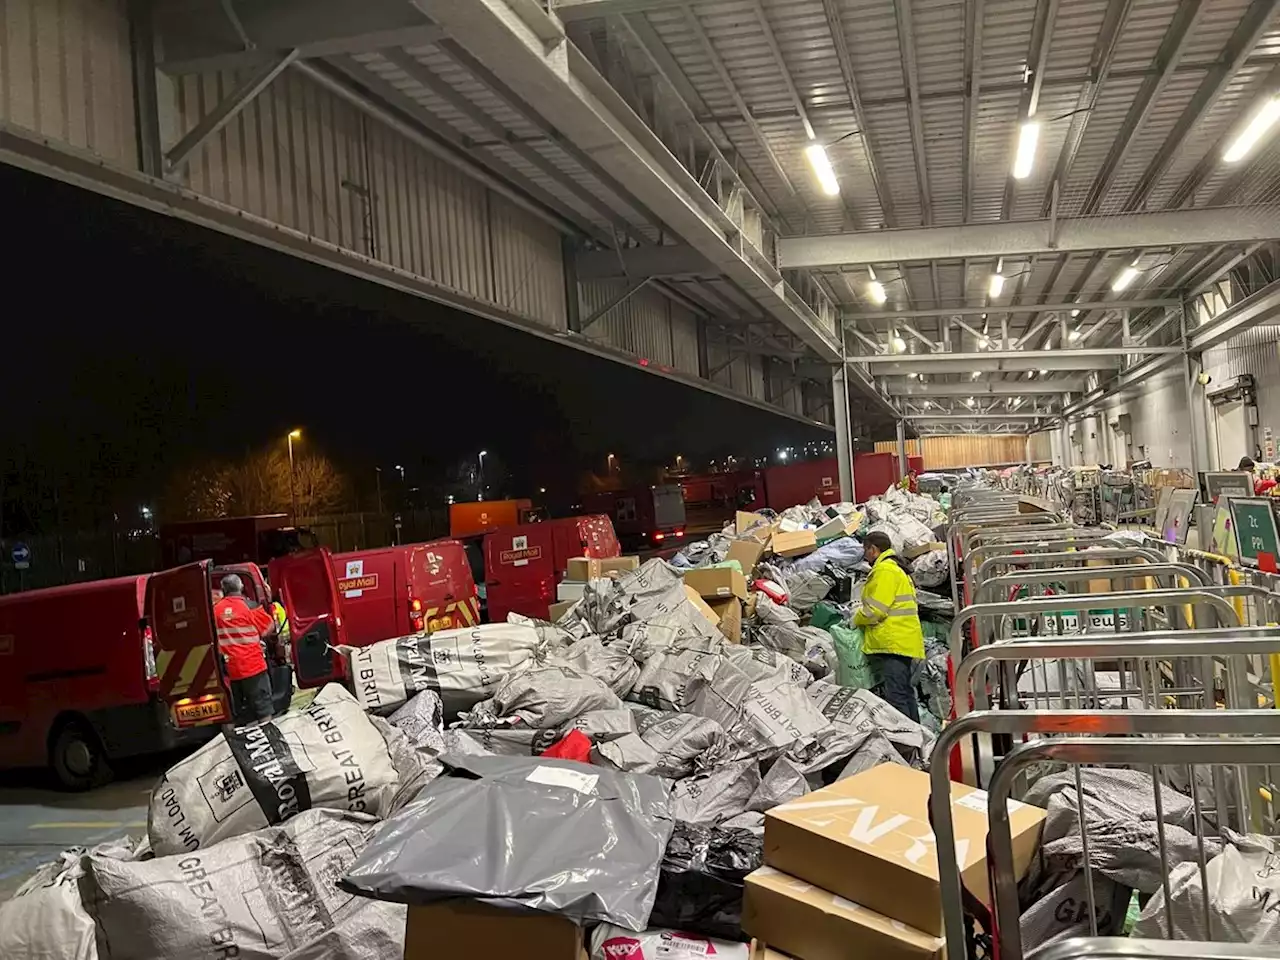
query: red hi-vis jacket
213 596 274 680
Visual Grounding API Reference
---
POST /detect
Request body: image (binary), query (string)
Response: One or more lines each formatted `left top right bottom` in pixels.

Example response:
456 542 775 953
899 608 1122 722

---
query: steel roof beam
821 0 895 224
1000 0 1058 219
893 0 932 225
909 413 1044 422
1188 279 1280 353
884 379 1085 396
860 354 1121 375
552 0 684 20
779 208 1280 267
840 298 1177 321
1122 0 1276 211
853 347 1178 365
682 7 800 202
380 50 649 246
1078 0 1205 216
961 0 983 223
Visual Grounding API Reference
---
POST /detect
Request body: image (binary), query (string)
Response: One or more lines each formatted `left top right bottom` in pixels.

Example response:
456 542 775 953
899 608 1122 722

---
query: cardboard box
684 567 749 601
556 580 586 602
684 584 720 626
404 900 586 960
903 541 945 560
726 538 767 577
771 530 818 558
709 597 743 643
737 511 776 542
548 599 576 622
743 867 945 960
565 555 639 581
763 763 1045 937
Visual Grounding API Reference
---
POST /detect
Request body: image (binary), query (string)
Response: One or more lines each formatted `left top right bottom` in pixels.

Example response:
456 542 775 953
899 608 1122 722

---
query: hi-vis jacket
214 596 274 680
853 549 925 659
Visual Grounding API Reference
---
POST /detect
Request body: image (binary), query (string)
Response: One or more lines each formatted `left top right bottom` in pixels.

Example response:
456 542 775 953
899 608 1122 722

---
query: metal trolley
936 490 1280 958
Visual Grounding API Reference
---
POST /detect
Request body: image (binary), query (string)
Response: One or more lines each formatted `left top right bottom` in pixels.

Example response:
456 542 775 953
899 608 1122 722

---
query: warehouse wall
577 281 701 377
0 0 137 168
875 435 1030 469
1203 324 1280 462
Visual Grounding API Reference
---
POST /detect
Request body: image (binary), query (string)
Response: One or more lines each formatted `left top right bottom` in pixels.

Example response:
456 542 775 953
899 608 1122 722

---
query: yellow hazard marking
156 649 175 680
169 644 208 697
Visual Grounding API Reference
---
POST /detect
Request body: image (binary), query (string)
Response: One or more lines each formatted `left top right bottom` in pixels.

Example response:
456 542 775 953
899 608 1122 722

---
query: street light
287 429 302 522
607 453 616 473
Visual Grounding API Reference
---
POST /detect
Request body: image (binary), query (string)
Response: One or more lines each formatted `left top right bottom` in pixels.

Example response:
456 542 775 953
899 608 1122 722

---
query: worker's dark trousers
868 652 920 723
230 669 274 725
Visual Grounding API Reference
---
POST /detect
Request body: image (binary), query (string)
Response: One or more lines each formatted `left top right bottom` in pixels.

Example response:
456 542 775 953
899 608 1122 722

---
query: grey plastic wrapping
339 754 674 931
83 810 386 960
387 690 445 754
670 759 761 825
462 662 624 730
805 681 935 768
1133 832 1280 942
553 635 640 697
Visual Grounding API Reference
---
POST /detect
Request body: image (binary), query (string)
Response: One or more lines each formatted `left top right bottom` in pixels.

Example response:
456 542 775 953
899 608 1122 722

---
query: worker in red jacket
214 574 277 725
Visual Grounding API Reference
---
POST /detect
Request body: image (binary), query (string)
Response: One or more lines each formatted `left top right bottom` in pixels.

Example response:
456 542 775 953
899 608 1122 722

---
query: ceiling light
1068 329 1083 343
805 142 840 196
966 397 976 407
1012 121 1040 179
1111 264 1140 292
907 371 917 379
867 279 887 304
989 272 1005 298
971 370 981 380
891 335 907 353
1223 96 1280 163
1026 370 1036 379
1039 369 1048 376
978 336 990 349
1070 308 1081 318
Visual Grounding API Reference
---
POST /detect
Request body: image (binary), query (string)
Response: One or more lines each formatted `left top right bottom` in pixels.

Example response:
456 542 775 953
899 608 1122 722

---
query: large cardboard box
684 584 721 626
684 567 749 601
726 538 767 577
743 867 945 960
404 900 585 960
566 555 640 581
709 597 743 643
772 530 818 558
903 541 945 560
763 764 1045 937
557 580 586 602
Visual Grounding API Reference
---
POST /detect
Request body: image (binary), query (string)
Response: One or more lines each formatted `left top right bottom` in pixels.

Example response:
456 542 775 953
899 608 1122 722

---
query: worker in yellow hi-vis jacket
854 531 925 722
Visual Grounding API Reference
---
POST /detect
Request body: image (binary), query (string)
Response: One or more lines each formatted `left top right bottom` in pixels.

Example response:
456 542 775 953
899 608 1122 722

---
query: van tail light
653 531 665 541
411 615 425 633
410 598 423 613
675 529 685 538
142 624 159 692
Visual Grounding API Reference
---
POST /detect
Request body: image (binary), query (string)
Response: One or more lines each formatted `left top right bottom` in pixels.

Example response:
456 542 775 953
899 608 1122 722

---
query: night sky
1 164 829 531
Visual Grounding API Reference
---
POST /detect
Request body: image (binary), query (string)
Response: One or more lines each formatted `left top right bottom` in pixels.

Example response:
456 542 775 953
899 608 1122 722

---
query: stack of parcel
1 488 990 960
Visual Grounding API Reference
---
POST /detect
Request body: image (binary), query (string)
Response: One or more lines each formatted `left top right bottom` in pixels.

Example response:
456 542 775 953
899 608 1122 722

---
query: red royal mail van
0 561 279 789
482 515 619 622
329 540 480 647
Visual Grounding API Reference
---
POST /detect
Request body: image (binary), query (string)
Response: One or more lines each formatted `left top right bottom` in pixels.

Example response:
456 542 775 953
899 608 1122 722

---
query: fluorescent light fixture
978 336 991 349
1012 121 1040 179
1070 308 1081 318
989 272 1005 298
1068 328 1083 342
867 280 887 305
1111 264 1140 292
907 371 917 379
1039 369 1048 376
805 142 840 195
1223 96 1280 163
966 397 976 407
891 335 907 353
971 370 982 380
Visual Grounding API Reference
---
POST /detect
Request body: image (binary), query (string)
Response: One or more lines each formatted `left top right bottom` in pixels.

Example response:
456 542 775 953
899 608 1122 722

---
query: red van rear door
145 561 231 728
484 526 556 622
268 549 348 688
410 540 480 631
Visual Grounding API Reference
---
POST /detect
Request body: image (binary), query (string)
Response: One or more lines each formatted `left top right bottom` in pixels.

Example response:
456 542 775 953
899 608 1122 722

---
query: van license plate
174 699 227 727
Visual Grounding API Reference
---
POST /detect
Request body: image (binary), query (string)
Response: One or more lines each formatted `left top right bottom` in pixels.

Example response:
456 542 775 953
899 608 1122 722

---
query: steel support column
832 364 855 502
896 419 908 477
1181 302 1211 473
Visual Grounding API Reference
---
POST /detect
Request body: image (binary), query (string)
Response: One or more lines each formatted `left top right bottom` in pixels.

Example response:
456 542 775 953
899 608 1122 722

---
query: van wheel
50 720 111 791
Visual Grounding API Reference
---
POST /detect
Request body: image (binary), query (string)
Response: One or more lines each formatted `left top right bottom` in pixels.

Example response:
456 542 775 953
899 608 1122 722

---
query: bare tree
163 446 351 519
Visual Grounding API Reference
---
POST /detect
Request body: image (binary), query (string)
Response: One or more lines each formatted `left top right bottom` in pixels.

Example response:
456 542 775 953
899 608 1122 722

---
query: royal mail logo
337 574 379 592
500 546 542 564
601 938 642 960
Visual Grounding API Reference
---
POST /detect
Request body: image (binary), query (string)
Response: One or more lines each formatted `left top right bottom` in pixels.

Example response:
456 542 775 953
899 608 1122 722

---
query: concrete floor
0 756 174 900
